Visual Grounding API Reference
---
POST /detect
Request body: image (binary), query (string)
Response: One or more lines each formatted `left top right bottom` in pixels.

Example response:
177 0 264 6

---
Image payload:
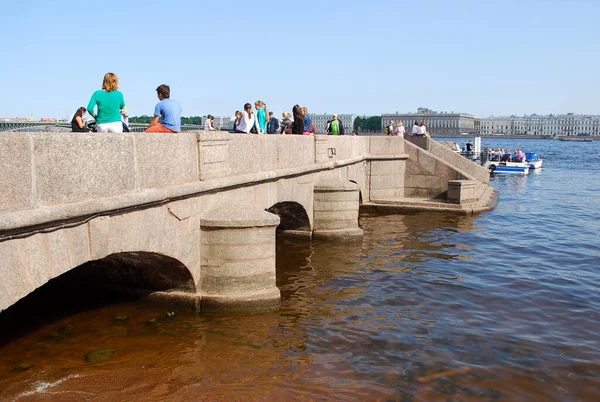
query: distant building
309 114 356 134
208 116 235 130
479 113 600 136
40 118 57 122
382 108 475 136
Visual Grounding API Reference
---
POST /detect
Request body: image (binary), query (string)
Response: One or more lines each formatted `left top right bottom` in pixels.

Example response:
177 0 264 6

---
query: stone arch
65 252 196 293
266 201 311 232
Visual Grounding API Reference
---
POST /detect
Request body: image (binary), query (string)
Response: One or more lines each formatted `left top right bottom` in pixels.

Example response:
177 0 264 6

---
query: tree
353 116 382 133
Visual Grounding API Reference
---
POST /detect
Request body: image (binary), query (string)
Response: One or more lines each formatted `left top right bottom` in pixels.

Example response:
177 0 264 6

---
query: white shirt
204 119 216 130
412 124 419 134
236 111 256 133
419 125 426 135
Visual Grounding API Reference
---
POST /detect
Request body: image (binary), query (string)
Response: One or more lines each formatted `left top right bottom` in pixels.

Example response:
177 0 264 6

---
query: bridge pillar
313 179 363 240
199 202 280 314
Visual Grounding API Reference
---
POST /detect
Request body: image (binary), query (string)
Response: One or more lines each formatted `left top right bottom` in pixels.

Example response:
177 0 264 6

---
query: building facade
382 108 475 136
309 114 356 134
479 114 600 136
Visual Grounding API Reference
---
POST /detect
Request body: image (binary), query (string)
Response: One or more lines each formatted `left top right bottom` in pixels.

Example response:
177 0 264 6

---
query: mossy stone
85 348 115 363
15 363 32 372
113 316 129 323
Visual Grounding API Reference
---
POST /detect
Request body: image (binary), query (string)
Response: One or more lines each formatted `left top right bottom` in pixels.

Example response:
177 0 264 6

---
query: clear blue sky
1 0 598 119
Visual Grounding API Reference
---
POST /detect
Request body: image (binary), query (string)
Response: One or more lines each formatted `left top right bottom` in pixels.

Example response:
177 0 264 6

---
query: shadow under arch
266 201 311 232
71 252 197 293
0 252 195 348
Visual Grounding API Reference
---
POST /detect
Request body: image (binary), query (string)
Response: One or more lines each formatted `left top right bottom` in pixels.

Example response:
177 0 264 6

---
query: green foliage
129 115 153 124
181 116 202 125
353 116 382 132
129 116 203 125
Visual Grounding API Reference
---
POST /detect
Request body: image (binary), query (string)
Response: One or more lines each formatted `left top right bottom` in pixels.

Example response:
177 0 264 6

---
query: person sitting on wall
145 84 182 133
71 107 89 132
204 115 217 131
453 142 461 152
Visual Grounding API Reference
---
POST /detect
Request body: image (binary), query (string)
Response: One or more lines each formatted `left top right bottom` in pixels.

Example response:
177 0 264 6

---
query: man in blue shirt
145 84 182 133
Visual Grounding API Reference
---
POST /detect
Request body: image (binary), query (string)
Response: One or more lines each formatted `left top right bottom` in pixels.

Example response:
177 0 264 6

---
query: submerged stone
147 318 160 326
61 324 77 334
113 316 129 323
29 342 48 350
85 348 115 363
14 363 32 372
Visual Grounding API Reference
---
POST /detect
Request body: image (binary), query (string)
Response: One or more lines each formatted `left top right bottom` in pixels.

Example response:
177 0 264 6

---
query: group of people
385 120 429 137
487 148 526 162
72 72 182 134
232 103 351 135
75 73 359 136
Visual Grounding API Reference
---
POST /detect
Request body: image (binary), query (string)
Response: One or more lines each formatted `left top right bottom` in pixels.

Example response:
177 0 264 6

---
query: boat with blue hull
485 160 530 174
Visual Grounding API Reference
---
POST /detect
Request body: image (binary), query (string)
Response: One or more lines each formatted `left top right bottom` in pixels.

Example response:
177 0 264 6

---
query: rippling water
0 138 599 401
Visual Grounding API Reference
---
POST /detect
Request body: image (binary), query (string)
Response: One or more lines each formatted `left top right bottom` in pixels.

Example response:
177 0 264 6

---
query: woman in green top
87 72 126 133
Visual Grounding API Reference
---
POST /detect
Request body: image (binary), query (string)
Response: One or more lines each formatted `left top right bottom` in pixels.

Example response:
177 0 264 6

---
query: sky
1 0 599 119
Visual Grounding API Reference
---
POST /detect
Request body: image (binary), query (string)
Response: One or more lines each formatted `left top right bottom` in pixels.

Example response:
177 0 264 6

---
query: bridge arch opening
0 252 195 347
266 202 311 232
70 252 196 293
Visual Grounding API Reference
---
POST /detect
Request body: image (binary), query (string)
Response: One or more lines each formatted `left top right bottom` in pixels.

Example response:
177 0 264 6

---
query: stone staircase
362 180 498 216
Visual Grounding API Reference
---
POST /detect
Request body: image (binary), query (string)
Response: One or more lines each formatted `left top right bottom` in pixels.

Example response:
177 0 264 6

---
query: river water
0 138 598 401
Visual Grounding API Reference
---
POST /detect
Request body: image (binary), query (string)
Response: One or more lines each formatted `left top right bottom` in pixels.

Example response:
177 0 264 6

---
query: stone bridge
0 132 495 314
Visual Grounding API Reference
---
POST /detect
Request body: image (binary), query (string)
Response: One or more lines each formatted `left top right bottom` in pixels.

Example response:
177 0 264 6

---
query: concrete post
199 202 281 313
313 179 363 240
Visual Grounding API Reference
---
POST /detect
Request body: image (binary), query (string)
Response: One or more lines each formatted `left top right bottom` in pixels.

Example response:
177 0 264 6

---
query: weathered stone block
134 133 197 189
32 133 135 205
0 133 32 212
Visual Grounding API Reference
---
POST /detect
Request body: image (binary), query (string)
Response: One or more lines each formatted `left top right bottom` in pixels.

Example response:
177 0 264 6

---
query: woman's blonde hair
398 121 403 126
255 100 265 108
102 72 119 92
302 107 308 115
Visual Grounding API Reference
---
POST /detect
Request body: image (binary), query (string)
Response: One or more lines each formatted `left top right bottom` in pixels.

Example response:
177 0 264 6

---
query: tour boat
558 137 593 142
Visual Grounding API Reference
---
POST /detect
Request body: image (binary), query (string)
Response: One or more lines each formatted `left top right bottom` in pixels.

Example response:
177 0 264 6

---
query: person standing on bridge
87 72 126 133
234 103 256 133
327 114 345 135
395 121 405 137
145 84 182 133
267 111 279 134
255 100 269 134
292 105 304 134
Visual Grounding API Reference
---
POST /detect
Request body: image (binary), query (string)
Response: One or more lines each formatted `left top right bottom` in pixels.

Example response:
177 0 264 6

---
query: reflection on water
1 139 599 401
